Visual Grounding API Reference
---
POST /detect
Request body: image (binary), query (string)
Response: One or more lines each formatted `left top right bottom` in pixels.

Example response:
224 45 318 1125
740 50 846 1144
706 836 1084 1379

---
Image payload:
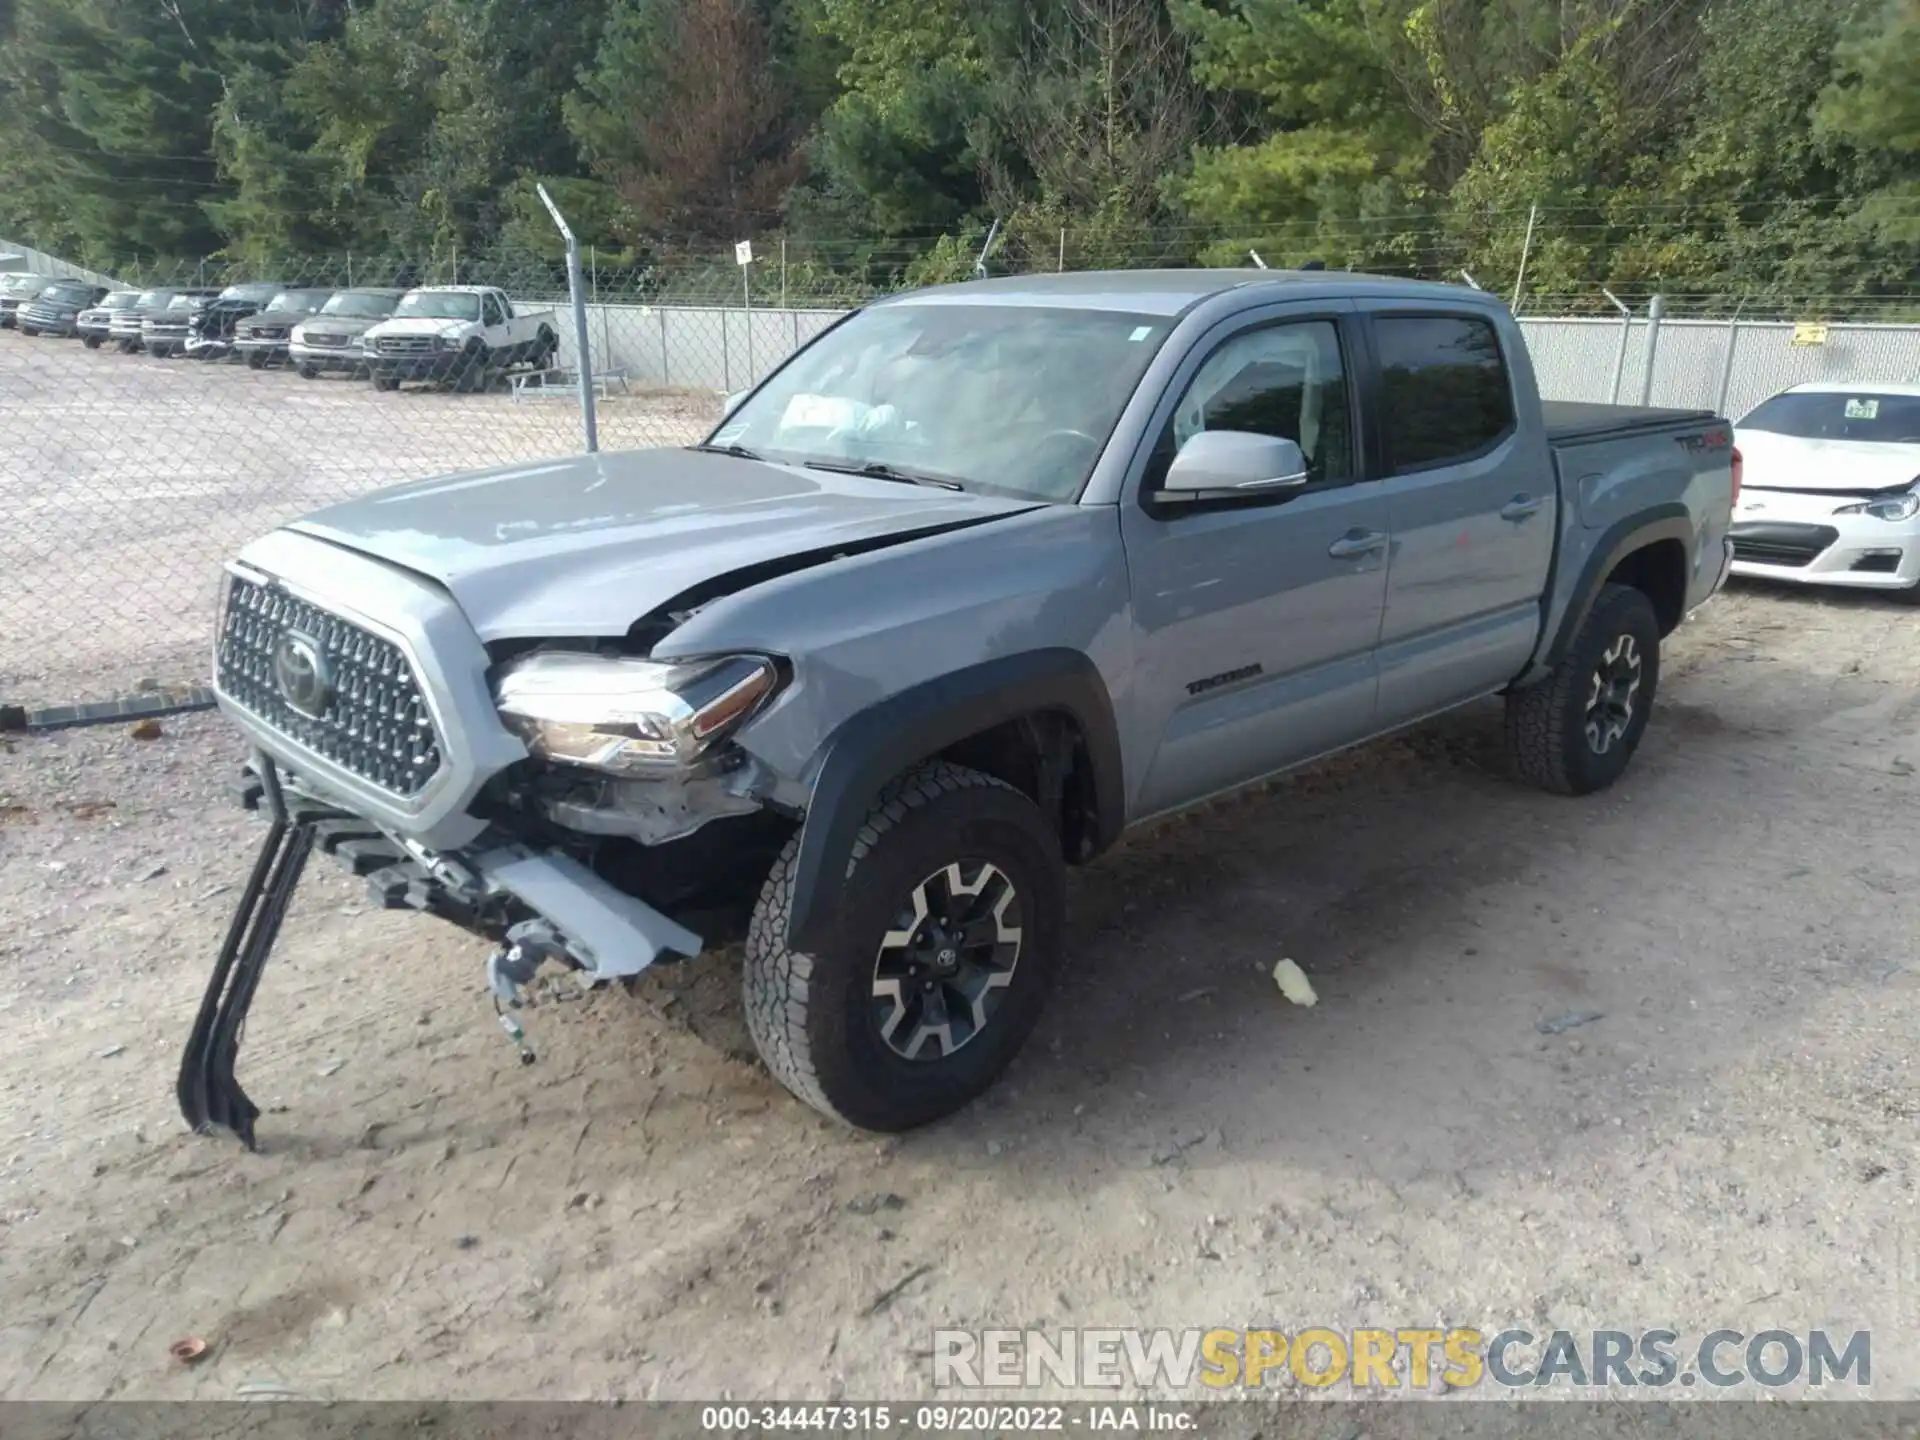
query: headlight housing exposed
1835 488 1920 522
494 651 781 777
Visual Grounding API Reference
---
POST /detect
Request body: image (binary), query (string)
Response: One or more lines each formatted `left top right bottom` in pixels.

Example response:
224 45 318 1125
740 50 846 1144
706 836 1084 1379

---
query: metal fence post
659 307 669 387
592 244 610 376
1603 289 1633 403
535 183 599 454
1637 293 1665 405
743 259 754 384
1715 301 1746 417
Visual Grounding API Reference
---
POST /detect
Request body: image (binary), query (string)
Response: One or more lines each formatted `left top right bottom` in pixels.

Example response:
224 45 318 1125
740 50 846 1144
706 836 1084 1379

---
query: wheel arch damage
779 648 1127 956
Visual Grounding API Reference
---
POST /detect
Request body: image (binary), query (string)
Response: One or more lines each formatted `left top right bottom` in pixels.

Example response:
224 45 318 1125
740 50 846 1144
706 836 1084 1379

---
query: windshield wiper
692 441 765 461
801 458 963 491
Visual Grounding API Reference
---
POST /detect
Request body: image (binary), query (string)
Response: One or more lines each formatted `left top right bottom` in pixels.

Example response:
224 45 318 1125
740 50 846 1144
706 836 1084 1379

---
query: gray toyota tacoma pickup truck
180 269 1738 1147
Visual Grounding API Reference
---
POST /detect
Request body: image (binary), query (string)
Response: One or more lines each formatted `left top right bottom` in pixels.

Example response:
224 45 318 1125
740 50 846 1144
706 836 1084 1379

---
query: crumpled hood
1735 430 1920 493
287 448 1041 641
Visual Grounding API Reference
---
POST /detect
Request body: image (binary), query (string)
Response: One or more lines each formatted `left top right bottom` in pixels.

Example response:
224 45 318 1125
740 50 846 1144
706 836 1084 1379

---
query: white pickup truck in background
362 284 559 391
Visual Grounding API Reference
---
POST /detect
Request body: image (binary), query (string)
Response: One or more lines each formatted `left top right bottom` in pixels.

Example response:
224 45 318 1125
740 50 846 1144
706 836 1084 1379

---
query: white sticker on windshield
781 393 867 430
1129 326 1153 342
1844 397 1880 420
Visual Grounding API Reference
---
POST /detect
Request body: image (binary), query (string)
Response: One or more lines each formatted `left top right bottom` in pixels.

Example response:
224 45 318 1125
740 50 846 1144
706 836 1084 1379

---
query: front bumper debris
178 755 704 1150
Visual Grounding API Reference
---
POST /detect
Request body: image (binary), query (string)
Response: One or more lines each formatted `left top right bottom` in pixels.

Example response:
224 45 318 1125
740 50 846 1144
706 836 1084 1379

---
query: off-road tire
743 760 1065 1131
1505 582 1661 796
372 374 400 392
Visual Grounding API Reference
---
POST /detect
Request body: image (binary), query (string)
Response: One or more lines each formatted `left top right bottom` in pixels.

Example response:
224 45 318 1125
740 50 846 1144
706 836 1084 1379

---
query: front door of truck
1121 305 1391 819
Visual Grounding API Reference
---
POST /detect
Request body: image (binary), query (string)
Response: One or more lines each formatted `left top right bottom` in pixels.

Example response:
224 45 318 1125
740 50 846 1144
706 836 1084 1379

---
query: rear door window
1374 315 1515 473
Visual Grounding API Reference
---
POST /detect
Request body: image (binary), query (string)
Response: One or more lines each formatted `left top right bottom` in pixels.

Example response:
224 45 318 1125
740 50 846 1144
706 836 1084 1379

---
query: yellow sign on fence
1791 322 1830 347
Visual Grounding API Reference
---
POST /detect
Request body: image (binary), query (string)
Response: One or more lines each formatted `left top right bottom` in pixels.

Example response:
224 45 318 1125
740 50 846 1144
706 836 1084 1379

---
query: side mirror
1160 430 1310 499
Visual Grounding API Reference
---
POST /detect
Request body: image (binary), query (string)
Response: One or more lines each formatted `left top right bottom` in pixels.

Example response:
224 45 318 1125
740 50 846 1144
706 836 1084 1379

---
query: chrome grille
245 325 289 341
375 335 435 356
217 576 443 798
303 332 351 349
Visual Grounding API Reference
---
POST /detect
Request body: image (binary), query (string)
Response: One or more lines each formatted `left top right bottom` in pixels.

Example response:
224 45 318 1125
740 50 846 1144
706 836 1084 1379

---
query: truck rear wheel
1505 582 1661 796
743 760 1064 1131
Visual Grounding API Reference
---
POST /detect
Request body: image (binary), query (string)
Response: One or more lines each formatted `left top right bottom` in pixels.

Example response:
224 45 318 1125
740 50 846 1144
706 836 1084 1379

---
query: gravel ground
1 580 1915 1407
0 328 718 708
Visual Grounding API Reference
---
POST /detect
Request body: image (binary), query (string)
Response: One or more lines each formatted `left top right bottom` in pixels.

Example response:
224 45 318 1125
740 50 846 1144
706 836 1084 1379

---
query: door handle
1500 494 1545 522
1327 529 1388 560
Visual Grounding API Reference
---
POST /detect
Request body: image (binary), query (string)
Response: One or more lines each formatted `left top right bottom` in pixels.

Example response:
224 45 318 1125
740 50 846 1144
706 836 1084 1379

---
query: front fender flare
783 648 1124 955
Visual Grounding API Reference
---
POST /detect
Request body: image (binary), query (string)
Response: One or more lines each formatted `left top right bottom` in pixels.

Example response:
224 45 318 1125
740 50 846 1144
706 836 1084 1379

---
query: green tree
1819 0 1920 243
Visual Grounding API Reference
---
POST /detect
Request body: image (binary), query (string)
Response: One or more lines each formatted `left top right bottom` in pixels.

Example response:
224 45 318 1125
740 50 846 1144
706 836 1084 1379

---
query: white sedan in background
1729 381 1920 599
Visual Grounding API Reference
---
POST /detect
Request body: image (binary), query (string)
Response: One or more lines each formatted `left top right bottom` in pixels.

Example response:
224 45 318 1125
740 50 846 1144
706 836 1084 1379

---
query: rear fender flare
783 649 1125 954
1534 503 1694 676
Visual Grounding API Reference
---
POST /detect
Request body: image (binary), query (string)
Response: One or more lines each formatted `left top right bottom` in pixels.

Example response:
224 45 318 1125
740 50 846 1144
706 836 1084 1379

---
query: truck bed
1542 400 1718 444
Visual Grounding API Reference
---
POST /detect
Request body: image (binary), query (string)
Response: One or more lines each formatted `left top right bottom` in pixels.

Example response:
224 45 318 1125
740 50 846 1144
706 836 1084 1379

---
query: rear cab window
1373 314 1516 473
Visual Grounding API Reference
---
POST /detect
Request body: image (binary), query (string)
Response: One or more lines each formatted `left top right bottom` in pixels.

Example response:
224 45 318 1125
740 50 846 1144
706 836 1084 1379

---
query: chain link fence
4 241 1918 711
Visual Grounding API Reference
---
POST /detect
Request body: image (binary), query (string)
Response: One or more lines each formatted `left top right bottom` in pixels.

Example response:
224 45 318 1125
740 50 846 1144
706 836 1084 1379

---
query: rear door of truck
1355 303 1558 727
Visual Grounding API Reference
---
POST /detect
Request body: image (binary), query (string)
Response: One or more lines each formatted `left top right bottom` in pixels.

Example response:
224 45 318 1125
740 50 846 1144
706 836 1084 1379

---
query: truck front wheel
743 760 1065 1131
1505 582 1661 796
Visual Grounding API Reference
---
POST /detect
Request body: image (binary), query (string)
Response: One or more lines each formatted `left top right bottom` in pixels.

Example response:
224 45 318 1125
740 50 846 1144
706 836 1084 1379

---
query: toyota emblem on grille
272 630 334 717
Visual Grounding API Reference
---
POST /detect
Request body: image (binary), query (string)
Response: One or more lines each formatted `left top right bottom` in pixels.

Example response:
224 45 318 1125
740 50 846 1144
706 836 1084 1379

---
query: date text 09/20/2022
699 1405 1195 1432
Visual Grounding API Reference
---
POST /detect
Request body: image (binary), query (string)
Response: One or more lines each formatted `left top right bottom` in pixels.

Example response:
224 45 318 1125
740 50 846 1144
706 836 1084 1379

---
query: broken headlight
493 651 780 777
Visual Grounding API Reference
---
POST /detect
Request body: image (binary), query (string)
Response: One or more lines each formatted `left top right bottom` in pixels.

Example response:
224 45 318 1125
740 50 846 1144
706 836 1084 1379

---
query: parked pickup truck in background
110 289 204 352
288 288 405 379
140 291 225 358
181 269 1737 1149
362 285 559 391
185 281 289 358
18 280 109 337
232 289 336 369
77 289 144 348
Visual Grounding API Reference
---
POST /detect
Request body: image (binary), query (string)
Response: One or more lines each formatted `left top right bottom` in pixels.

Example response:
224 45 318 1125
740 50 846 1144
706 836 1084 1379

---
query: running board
176 756 333 1150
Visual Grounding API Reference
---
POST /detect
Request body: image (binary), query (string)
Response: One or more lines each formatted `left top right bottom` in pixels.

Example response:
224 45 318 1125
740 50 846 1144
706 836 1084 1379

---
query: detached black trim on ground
3 686 216 732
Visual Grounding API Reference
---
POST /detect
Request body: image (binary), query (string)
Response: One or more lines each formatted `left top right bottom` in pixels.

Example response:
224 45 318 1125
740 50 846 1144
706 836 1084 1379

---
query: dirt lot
1 577 1916 1405
0 328 717 707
